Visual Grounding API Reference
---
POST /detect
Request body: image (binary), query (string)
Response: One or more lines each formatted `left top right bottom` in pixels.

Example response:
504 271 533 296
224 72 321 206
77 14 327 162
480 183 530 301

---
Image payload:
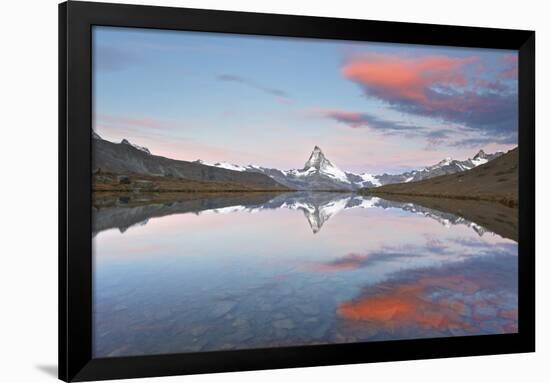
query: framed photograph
59 1 535 381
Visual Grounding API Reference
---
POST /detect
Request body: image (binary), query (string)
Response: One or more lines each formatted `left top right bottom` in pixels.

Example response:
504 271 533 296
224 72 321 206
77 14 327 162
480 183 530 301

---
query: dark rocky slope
93 137 288 191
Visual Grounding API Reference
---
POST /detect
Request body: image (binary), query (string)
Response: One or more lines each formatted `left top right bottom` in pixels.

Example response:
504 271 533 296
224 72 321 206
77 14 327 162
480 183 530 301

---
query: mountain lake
92 191 518 357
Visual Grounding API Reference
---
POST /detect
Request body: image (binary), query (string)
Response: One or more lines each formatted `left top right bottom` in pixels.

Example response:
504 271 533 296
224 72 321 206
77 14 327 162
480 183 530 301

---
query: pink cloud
314 108 426 134
340 53 517 144
342 54 479 104
305 253 377 272
316 109 366 129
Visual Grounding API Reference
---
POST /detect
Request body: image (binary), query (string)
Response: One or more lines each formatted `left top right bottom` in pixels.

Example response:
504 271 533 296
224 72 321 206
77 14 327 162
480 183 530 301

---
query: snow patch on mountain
322 164 350 183
357 172 381 187
284 167 317 177
210 161 246 171
194 159 264 173
471 157 488 166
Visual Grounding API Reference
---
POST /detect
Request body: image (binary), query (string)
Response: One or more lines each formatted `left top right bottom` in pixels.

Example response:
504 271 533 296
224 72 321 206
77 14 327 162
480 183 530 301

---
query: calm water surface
92 192 517 357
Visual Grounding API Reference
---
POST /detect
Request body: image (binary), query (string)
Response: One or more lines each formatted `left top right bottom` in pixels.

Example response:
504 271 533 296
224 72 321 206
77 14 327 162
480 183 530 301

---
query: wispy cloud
452 135 517 148
94 44 141 72
316 108 466 150
424 128 456 148
306 240 452 273
217 74 291 101
317 108 425 133
308 250 415 272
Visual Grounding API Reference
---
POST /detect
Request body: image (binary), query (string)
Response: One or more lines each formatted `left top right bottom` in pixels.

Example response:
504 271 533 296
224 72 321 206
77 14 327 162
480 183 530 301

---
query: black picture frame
59 1 535 381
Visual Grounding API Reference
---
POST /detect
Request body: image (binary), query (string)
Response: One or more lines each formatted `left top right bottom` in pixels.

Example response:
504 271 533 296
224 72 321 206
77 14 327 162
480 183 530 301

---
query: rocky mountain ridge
92 131 504 191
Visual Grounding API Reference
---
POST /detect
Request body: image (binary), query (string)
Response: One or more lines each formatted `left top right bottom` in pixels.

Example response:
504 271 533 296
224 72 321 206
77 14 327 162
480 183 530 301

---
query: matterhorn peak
304 145 330 170
294 146 351 184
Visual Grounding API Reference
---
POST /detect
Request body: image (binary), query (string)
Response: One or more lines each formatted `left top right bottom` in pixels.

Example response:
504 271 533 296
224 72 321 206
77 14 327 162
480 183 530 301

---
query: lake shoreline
363 190 517 207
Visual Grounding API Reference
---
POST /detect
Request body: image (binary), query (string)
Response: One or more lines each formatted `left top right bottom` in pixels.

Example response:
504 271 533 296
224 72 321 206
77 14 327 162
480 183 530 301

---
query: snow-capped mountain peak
297 146 350 183
304 145 328 169
191 146 504 191
121 138 151 155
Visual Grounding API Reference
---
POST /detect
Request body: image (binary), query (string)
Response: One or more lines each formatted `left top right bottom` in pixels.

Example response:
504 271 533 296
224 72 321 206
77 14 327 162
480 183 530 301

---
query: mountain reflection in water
92 192 518 357
93 191 516 239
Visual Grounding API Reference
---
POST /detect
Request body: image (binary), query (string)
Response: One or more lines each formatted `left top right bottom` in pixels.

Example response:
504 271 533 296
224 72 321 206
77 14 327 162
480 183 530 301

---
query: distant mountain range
195 146 379 191
194 144 503 191
92 132 504 191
